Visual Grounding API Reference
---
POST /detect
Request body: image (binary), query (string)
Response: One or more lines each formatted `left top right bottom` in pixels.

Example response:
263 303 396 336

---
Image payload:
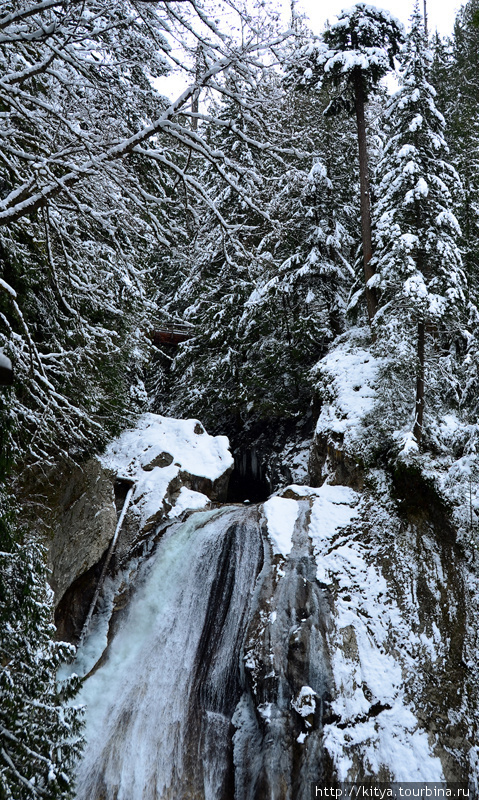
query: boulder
48 458 117 605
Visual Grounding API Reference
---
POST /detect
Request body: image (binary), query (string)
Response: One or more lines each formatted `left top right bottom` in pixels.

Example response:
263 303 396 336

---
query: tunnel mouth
227 448 271 503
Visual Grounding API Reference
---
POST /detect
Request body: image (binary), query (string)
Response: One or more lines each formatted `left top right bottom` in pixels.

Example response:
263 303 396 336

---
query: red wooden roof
150 325 194 346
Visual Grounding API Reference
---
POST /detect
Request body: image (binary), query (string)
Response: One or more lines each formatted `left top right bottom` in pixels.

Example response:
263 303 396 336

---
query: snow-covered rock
310 328 385 489
0 349 12 376
49 414 234 619
263 495 299 556
101 413 234 533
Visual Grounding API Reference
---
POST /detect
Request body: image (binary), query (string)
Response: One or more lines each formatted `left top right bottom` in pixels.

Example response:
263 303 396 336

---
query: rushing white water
74 506 265 800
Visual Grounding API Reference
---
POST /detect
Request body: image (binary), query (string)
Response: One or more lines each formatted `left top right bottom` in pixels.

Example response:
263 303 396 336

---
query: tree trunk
191 46 203 132
353 68 377 323
413 321 425 443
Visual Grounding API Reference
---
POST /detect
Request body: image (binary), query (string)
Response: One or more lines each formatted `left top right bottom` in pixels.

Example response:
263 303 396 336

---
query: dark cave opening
227 448 271 503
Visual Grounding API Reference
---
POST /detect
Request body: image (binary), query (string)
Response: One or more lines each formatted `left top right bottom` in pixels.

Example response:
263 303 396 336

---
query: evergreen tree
372 3 466 446
0 0 291 471
0 403 83 800
0 513 83 800
162 79 274 432
434 0 479 293
241 131 357 420
430 31 454 118
160 60 359 432
292 4 404 323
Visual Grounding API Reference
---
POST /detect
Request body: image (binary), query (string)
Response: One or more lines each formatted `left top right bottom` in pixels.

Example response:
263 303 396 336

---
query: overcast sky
287 0 460 37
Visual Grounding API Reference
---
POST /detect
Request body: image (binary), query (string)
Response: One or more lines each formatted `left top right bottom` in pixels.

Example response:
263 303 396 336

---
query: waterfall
75 506 265 800
73 500 335 800
63 412 467 795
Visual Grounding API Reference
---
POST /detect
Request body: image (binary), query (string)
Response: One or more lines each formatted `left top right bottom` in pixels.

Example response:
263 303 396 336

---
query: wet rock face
55 552 108 643
225 414 315 497
48 458 117 605
234 502 337 799
227 448 271 503
176 467 231 504
373 512 476 783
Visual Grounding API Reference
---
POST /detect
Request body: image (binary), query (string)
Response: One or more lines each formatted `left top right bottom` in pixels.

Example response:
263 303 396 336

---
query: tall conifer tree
372 2 465 445
294 4 403 323
437 0 479 292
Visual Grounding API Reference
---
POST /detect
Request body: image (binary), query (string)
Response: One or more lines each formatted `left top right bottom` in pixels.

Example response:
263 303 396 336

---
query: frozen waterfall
73 500 334 800
71 479 447 798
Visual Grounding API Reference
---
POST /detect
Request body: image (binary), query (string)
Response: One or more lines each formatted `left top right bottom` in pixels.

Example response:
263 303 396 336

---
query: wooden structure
150 324 194 346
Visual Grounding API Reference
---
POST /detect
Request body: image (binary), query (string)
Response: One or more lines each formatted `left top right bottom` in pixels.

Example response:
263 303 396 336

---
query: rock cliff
51 414 233 641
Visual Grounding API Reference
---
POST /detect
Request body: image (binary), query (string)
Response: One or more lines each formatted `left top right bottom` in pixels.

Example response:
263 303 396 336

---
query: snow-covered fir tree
432 0 479 293
0 490 83 799
159 59 359 434
372 2 466 448
241 119 357 421
161 78 275 433
292 4 404 323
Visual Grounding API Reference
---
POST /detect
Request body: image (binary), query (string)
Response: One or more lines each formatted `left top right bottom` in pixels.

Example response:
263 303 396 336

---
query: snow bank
263 496 299 556
312 330 384 455
315 350 380 434
312 329 479 546
101 413 233 529
307 483 444 781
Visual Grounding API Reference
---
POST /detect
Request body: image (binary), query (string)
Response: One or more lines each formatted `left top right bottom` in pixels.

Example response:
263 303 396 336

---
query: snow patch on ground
263 496 299 556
